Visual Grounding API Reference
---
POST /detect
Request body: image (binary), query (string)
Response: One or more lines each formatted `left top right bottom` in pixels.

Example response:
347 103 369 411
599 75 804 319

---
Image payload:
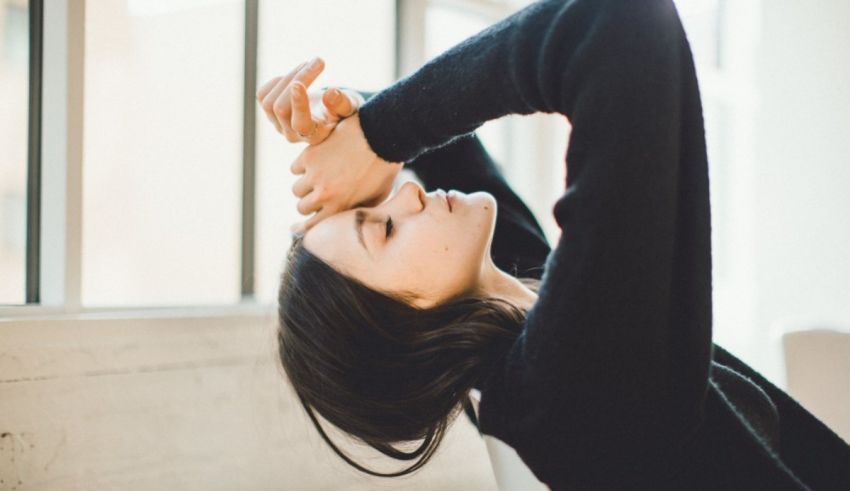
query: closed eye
385 215 394 238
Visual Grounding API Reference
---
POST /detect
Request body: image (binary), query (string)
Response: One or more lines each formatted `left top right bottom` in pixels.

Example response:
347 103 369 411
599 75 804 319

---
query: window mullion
241 0 259 299
39 0 86 311
26 0 44 304
395 0 428 79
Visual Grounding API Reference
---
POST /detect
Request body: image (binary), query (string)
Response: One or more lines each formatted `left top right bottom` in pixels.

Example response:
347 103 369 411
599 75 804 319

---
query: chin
469 191 498 254
467 191 497 211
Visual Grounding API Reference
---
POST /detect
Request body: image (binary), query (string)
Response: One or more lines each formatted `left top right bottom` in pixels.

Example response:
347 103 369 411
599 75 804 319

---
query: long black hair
277 233 537 477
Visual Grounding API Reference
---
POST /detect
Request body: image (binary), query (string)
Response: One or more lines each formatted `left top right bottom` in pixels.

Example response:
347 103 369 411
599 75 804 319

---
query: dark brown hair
277 233 537 477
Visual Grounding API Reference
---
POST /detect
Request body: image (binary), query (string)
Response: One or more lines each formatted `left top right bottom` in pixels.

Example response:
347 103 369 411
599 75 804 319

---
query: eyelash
385 216 394 238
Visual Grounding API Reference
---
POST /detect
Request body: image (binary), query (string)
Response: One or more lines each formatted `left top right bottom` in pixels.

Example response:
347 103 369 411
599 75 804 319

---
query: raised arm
358 0 612 161
357 0 714 487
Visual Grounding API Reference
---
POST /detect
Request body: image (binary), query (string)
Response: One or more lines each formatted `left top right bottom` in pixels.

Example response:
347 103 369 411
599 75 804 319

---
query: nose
395 180 426 213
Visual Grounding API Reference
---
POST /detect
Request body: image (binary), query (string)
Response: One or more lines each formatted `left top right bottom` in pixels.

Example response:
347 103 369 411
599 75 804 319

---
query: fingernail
327 88 340 103
309 57 321 68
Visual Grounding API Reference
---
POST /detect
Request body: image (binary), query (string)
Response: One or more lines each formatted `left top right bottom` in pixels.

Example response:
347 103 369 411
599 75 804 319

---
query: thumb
322 88 356 120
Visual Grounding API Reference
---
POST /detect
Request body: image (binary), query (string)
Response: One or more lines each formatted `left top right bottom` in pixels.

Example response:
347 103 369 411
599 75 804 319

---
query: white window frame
0 0 269 319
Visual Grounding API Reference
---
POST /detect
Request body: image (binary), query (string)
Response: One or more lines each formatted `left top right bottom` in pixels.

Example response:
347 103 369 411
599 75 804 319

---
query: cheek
394 237 477 297
435 234 486 286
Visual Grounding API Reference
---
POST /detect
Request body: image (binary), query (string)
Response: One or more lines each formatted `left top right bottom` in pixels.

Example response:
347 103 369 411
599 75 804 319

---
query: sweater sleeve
362 0 714 485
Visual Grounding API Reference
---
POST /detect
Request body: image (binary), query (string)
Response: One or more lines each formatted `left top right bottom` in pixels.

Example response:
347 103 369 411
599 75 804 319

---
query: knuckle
317 187 333 201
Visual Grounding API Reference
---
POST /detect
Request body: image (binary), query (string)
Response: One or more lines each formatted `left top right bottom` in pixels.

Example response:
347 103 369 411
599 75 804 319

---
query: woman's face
302 181 498 308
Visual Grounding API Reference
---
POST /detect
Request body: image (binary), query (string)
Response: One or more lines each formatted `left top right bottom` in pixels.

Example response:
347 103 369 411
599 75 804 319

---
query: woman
260 0 850 488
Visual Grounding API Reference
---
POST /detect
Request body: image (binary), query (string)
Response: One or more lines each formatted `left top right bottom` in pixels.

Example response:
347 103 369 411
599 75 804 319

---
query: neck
475 257 538 311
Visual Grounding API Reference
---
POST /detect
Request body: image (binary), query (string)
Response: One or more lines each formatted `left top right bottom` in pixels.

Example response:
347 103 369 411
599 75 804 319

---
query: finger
272 58 325 139
256 76 281 104
290 158 305 175
322 88 356 121
290 82 315 140
290 56 325 92
296 189 325 216
291 175 312 198
262 78 289 133
291 97 335 145
340 88 365 113
291 207 334 235
260 62 307 129
282 126 300 143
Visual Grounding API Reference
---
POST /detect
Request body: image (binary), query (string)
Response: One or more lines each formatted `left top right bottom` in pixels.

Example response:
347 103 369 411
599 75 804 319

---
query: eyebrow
355 209 369 254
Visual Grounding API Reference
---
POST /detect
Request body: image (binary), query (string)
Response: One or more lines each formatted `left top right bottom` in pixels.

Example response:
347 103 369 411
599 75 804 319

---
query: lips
446 190 458 212
432 189 454 212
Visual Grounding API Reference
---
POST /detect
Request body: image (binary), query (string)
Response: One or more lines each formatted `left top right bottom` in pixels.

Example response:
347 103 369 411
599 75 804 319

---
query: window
253 0 395 302
3 0 399 309
81 0 245 306
0 0 31 305
0 0 738 317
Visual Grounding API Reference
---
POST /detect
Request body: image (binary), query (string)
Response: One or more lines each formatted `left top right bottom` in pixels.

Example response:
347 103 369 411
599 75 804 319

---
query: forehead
301 209 366 267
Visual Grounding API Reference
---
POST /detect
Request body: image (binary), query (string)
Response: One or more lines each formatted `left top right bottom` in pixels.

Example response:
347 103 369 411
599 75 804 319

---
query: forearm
358 0 600 163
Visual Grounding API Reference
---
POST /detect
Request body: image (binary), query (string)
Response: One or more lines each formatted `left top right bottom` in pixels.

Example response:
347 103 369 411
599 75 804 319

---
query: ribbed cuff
358 92 427 164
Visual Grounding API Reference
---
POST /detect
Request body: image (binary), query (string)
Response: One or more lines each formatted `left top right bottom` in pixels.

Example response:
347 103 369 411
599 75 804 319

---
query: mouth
446 190 459 213
430 189 455 212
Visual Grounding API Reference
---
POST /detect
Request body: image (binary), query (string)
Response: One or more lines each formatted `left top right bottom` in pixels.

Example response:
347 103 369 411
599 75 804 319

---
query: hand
256 57 364 145
290 113 404 233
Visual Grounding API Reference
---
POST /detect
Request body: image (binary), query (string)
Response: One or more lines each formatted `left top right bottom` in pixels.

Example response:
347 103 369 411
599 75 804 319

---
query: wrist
352 113 404 168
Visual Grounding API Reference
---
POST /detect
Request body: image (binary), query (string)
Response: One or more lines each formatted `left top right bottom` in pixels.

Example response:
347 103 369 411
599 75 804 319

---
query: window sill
0 300 273 322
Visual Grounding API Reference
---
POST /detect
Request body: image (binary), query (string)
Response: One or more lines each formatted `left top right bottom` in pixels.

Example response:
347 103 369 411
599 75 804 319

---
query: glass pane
254 0 395 302
82 0 244 306
0 0 29 305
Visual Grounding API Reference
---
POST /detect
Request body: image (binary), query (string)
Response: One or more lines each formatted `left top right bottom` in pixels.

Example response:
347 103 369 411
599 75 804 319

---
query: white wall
747 0 850 382
0 311 498 490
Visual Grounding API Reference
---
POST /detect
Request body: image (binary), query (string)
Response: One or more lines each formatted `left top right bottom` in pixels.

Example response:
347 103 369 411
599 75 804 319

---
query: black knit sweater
355 0 850 488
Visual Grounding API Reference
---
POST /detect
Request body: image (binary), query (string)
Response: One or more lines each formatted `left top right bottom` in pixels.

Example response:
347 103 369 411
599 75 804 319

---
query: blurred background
1 0 848 489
